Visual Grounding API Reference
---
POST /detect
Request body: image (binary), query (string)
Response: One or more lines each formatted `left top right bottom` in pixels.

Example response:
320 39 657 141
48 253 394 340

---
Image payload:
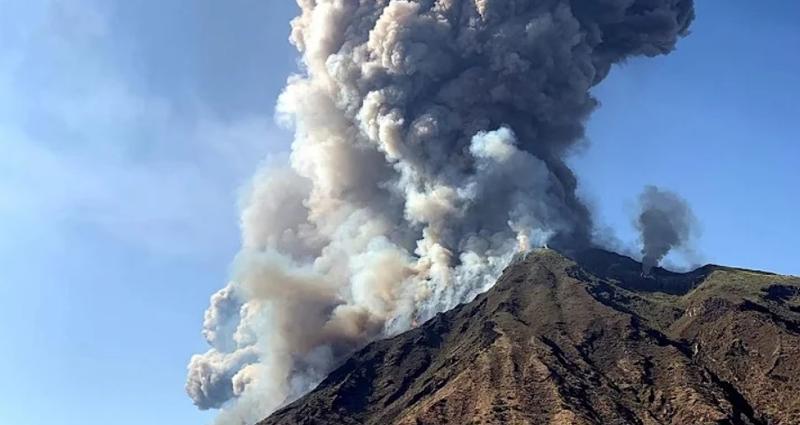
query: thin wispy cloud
0 0 287 259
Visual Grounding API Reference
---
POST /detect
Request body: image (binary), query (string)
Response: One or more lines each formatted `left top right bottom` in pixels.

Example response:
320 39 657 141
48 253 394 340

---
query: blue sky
0 1 797 425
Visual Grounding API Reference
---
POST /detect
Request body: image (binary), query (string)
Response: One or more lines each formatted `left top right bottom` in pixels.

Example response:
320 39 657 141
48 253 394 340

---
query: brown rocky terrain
260 249 800 425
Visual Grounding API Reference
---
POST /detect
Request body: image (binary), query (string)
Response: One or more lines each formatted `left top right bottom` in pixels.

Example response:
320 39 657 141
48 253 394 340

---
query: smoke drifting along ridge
186 1 694 423
636 185 697 274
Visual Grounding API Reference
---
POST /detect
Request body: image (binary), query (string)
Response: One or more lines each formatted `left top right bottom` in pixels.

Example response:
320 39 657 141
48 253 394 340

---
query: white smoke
186 1 694 423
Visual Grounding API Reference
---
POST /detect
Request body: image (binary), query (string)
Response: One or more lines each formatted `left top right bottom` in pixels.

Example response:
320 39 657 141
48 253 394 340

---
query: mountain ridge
260 249 800 425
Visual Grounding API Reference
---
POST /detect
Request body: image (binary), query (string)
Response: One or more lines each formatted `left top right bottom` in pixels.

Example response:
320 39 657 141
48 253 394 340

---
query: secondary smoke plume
636 185 697 274
187 1 694 423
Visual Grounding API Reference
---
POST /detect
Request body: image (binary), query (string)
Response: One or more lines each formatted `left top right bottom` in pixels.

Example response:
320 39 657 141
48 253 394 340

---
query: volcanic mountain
260 249 800 425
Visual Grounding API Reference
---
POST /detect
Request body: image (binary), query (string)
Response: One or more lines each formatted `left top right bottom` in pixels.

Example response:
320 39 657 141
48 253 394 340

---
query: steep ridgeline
261 249 800 425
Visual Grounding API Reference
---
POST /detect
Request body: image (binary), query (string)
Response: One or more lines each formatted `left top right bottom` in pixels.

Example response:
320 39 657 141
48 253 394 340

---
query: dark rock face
260 249 800 425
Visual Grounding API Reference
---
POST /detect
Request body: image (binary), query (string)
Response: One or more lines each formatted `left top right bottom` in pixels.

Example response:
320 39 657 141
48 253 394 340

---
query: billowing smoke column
636 185 697 274
186 1 694 423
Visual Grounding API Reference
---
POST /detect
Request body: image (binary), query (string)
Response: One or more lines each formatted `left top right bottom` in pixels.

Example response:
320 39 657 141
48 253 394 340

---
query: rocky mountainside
260 249 800 425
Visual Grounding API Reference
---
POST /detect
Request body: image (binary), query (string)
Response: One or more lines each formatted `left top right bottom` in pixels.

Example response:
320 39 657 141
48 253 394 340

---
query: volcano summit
261 249 800 425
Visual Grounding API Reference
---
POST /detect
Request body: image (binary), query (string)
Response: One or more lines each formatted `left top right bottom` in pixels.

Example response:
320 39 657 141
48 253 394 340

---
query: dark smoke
187 1 696 423
636 185 697 274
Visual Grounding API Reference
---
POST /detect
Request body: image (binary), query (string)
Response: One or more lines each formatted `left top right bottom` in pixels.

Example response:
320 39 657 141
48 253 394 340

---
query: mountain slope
260 249 800 425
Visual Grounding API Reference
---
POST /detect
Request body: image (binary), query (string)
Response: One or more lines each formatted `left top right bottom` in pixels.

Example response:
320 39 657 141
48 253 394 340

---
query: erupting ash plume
636 185 697 274
186 1 694 423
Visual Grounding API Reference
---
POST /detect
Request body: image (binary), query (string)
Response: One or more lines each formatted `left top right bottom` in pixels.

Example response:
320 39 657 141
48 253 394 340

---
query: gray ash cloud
186 1 695 422
637 185 697 274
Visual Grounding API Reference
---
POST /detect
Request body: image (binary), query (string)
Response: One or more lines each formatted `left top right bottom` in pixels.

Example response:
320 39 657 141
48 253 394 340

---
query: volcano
260 249 800 425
